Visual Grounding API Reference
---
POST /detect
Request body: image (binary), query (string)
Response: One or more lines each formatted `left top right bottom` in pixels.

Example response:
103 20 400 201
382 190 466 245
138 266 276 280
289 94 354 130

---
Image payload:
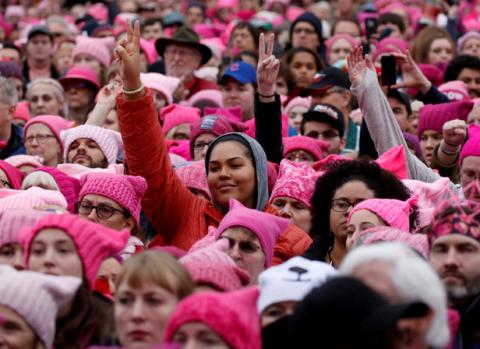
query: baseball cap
27 25 53 41
302 103 345 137
219 61 257 85
301 67 351 97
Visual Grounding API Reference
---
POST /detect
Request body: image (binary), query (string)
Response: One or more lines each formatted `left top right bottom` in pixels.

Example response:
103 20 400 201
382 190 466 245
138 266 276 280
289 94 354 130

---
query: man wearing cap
23 25 59 84
301 103 345 154
220 61 257 121
155 26 218 99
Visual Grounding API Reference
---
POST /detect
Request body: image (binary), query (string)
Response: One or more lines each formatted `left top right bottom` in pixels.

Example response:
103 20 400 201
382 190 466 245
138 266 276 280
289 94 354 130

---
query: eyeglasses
223 236 261 254
193 140 213 152
25 134 56 144
331 198 365 212
0 179 11 189
75 201 129 220
293 27 316 35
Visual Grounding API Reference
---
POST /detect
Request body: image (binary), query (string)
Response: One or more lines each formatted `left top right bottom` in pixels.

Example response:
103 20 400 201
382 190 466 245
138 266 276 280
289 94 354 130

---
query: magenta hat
283 136 328 162
59 66 101 91
73 36 111 68
0 159 24 189
165 287 261 349
139 38 158 65
180 239 250 292
0 209 48 248
215 199 289 267
270 160 320 208
21 213 130 289
14 101 30 123
348 197 417 232
418 100 474 136
160 104 201 136
140 73 180 105
203 106 243 123
79 173 147 224
460 124 480 165
417 64 444 87
175 161 210 200
5 155 43 170
438 81 471 102
24 115 74 151
186 90 224 109
284 96 312 116
457 31 480 54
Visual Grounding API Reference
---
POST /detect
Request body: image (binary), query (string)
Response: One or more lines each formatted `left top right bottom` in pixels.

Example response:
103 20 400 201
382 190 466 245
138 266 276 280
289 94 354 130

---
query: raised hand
347 46 375 87
257 33 279 97
443 119 467 147
390 51 432 94
113 18 142 92
96 82 120 108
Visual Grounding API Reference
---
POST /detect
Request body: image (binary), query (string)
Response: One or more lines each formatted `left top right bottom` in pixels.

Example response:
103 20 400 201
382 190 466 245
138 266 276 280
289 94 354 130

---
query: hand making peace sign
257 33 280 98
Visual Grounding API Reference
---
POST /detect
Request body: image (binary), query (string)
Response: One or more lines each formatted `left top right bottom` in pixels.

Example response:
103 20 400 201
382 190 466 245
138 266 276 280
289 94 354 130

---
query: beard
71 153 109 169
443 270 480 302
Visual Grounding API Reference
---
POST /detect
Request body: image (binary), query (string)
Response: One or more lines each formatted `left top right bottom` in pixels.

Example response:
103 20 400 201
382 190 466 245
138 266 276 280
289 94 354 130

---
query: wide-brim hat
155 26 212 65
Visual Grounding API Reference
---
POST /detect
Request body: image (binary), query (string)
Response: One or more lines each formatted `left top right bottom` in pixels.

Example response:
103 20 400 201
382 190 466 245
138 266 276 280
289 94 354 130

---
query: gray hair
339 243 450 349
26 78 67 116
0 77 18 106
46 15 68 34
21 171 60 191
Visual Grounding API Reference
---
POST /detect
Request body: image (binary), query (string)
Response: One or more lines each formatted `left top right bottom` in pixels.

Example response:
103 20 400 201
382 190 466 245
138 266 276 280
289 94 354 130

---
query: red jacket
116 89 312 265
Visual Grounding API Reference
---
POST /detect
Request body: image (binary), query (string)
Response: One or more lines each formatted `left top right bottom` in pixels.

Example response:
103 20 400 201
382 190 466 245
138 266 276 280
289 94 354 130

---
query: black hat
302 103 345 138
290 277 429 349
27 25 53 41
155 26 212 65
301 67 351 97
387 88 412 115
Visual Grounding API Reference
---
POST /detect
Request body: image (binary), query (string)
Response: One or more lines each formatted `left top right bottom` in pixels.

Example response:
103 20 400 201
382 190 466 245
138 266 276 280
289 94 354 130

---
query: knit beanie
5 154 43 170
290 12 323 43
0 61 23 79
24 115 74 152
418 100 473 136
269 160 321 208
187 90 224 110
438 80 471 102
79 173 147 224
402 178 452 210
457 31 480 53
203 107 243 123
215 199 289 267
0 159 24 189
459 124 480 165
348 197 417 232
0 265 81 349
73 35 111 67
0 187 67 211
21 213 130 289
0 209 48 248
164 287 261 349
175 161 210 200
61 125 124 165
180 239 250 292
284 96 312 117
325 34 360 63
403 132 422 159
161 104 201 136
14 101 30 124
140 73 180 105
283 136 328 162
257 256 336 314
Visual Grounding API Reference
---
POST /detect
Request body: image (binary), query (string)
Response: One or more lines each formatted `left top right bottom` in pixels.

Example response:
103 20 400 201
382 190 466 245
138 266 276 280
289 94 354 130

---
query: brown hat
155 26 212 65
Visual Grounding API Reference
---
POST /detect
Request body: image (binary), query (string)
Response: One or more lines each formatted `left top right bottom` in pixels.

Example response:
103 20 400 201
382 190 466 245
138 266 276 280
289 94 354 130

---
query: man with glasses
0 77 25 159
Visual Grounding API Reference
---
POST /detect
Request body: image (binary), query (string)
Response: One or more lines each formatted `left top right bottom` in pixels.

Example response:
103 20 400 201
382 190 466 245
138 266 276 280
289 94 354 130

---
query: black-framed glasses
331 198 365 212
75 201 130 220
0 179 11 188
222 236 261 254
25 134 56 144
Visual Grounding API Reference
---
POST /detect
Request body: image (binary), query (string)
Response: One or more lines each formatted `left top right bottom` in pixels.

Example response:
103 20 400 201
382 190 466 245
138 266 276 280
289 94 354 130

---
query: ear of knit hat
460 124 480 165
438 80 471 102
24 115 74 152
161 105 201 135
283 136 328 162
73 35 112 67
374 145 408 179
0 159 24 189
284 96 312 117
418 100 473 136
0 209 49 247
0 187 68 211
348 196 417 232
187 90 224 109
34 167 81 213
60 125 124 165
257 256 336 314
21 213 130 289
140 73 180 105
402 178 452 209
164 287 261 349
180 239 250 292
0 265 81 349
269 159 321 208
215 199 290 267
175 161 210 200
5 154 43 169
79 173 147 223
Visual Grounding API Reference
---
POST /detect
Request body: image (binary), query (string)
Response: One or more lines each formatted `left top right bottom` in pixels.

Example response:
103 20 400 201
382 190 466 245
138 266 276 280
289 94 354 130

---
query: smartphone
381 55 396 86
378 27 394 41
365 18 378 40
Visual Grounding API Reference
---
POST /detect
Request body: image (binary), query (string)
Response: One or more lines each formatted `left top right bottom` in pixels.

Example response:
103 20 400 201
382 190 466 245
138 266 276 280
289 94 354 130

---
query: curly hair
310 160 413 260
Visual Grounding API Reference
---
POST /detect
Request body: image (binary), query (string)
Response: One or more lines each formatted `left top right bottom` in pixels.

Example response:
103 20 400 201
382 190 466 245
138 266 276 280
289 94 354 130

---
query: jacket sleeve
416 85 450 105
254 93 284 164
116 89 203 243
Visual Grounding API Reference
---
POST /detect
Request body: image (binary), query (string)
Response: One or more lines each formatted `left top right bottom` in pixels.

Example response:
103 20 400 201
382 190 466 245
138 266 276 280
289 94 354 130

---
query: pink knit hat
73 36 111 68
402 178 452 210
418 100 473 136
5 155 43 170
284 96 312 117
269 160 321 208
215 199 289 267
0 187 68 211
33 167 81 213
21 213 130 289
203 106 243 123
61 125 124 165
59 66 101 90
175 161 210 200
180 239 250 291
0 265 81 349
438 81 471 102
457 31 480 54
460 124 480 165
140 73 180 105
375 145 408 180
139 38 158 65
164 287 261 349
0 209 48 248
325 34 360 63
348 196 418 232
24 115 74 152
283 136 329 162
160 105 201 136
186 90 224 109
79 173 147 224
0 159 24 189
14 100 30 123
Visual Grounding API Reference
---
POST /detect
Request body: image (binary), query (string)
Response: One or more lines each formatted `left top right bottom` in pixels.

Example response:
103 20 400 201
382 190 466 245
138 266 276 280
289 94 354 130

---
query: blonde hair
21 171 60 191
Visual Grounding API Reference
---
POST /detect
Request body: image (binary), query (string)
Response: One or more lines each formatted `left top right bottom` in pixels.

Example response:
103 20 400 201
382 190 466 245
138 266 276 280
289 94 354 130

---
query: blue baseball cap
220 61 257 85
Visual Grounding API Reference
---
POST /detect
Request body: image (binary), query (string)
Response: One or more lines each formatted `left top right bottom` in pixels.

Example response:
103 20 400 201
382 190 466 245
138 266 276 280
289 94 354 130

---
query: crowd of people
0 0 480 348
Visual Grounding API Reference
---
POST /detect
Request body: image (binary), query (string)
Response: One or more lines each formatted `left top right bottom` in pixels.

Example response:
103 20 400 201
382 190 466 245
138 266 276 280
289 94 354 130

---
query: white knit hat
0 265 81 349
60 125 124 165
257 256 337 314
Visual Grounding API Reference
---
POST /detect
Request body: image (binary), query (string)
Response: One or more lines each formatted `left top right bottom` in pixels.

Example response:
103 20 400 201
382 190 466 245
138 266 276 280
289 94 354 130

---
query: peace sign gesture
257 33 279 97
114 18 142 92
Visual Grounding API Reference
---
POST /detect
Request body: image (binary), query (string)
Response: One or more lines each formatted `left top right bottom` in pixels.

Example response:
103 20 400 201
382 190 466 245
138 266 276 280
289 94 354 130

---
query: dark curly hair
310 160 414 260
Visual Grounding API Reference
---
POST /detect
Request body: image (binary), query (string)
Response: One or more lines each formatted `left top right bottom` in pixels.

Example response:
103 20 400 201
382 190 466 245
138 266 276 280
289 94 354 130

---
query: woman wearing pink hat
284 96 311 134
0 159 23 189
325 33 359 66
73 36 113 85
23 114 74 167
